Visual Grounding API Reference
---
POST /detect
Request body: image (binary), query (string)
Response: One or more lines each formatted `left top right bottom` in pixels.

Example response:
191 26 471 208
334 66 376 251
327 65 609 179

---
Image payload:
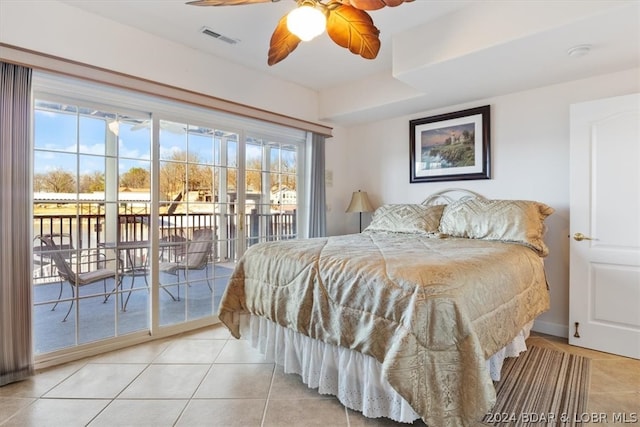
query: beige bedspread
218 232 550 426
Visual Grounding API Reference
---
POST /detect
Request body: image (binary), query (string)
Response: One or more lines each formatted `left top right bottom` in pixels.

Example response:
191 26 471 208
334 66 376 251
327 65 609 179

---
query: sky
33 106 235 178
33 101 297 192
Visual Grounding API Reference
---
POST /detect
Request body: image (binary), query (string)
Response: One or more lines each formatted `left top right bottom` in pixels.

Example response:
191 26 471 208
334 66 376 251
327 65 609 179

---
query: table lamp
346 190 374 232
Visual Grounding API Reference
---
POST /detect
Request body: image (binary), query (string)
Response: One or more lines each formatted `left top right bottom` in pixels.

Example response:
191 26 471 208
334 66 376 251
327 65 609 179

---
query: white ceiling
58 0 472 91
57 0 639 124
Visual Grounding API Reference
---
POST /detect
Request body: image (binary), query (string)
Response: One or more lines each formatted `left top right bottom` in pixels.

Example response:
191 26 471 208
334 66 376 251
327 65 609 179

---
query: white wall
325 68 640 337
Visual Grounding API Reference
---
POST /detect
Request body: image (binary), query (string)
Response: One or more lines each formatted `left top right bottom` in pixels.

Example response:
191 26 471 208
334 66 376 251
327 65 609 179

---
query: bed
218 189 553 426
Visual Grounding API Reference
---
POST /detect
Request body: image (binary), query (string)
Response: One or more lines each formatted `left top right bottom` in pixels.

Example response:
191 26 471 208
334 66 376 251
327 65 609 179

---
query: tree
279 155 296 191
38 169 76 193
160 157 187 200
227 168 237 192
120 167 150 189
33 173 47 192
188 163 213 192
159 150 213 200
80 171 105 192
246 159 262 192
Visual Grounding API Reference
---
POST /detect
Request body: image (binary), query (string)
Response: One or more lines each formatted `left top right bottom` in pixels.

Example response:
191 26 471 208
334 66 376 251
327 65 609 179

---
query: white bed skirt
239 314 532 424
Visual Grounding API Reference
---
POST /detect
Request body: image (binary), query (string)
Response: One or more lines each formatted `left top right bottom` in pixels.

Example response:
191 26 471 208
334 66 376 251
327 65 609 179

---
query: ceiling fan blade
130 121 149 131
267 15 302 66
326 5 380 59
186 0 275 6
335 0 414 11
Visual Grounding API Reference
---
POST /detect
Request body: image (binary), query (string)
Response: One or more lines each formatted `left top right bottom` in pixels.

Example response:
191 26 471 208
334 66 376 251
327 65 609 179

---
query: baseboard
532 319 568 338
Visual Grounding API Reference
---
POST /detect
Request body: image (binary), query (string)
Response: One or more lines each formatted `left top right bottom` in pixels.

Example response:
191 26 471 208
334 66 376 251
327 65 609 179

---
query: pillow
364 204 445 235
439 198 554 256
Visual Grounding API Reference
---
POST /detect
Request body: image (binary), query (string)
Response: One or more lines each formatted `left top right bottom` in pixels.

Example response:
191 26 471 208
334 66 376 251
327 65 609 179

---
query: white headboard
421 188 486 206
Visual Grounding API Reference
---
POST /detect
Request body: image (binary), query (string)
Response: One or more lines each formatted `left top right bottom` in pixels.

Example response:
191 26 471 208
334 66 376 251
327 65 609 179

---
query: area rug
483 345 591 427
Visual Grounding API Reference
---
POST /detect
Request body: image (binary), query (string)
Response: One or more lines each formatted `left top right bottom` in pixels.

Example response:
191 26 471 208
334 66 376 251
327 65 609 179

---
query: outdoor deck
31 210 295 355
32 264 233 354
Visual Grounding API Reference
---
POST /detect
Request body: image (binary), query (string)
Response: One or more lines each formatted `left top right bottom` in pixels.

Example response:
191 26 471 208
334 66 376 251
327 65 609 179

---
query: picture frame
409 105 491 183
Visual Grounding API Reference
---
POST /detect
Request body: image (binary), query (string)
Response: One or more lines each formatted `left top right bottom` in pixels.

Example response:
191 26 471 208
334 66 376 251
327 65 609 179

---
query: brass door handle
573 232 594 241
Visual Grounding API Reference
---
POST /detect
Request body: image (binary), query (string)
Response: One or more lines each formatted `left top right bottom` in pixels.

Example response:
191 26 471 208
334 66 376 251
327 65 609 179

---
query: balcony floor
33 265 233 355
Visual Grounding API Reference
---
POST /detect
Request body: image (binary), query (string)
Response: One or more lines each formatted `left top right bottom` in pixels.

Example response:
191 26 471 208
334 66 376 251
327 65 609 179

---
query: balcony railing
33 211 296 282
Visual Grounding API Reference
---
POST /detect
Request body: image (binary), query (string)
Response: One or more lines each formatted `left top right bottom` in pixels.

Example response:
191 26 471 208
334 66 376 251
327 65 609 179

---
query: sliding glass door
157 120 240 326
155 122 304 327
32 99 152 353
31 75 306 358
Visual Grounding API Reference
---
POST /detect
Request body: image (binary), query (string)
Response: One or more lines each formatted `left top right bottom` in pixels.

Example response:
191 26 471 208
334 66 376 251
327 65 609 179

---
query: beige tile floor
0 328 638 427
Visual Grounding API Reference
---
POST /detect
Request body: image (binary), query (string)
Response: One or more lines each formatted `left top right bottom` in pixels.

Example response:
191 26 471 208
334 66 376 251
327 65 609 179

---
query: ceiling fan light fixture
186 0 413 65
286 3 326 41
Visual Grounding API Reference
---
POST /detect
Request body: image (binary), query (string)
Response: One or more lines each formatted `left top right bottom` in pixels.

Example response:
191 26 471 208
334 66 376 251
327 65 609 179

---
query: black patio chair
33 233 75 309
159 228 214 300
34 235 119 322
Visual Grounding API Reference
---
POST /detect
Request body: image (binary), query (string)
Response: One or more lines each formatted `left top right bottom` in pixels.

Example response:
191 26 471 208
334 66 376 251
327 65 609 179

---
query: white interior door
569 93 640 359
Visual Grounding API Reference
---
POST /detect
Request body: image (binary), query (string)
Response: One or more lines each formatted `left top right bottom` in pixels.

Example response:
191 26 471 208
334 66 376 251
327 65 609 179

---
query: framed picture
409 105 491 183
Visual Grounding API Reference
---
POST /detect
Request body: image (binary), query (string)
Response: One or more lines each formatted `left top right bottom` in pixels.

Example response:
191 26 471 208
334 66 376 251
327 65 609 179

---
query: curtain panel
308 133 326 238
0 62 33 386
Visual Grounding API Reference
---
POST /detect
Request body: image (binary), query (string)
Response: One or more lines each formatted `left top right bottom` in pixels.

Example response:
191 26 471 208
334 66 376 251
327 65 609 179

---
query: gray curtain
308 133 326 238
1 62 33 386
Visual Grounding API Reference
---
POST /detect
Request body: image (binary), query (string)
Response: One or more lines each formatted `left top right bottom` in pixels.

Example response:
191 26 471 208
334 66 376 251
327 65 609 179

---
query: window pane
79 111 109 156
246 170 262 193
160 120 187 160
270 146 281 172
34 101 78 152
34 152 78 195
282 145 297 172
160 160 186 203
79 155 105 193
119 116 151 161
119 159 151 192
188 125 214 165
246 141 262 171
226 138 237 168
187 163 212 195
212 136 221 165
227 167 237 193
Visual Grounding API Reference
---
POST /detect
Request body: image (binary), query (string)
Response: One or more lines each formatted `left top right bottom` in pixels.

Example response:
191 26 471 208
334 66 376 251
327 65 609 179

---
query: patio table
100 240 149 310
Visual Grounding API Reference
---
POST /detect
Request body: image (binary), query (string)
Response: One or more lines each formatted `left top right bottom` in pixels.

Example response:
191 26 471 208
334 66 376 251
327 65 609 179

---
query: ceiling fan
186 0 414 65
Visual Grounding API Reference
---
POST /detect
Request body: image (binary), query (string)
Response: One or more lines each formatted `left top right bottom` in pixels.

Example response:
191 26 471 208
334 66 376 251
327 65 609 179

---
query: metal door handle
573 232 594 241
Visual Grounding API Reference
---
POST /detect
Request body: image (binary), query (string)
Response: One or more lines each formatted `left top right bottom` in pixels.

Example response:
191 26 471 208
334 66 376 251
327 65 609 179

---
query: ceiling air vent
201 27 238 45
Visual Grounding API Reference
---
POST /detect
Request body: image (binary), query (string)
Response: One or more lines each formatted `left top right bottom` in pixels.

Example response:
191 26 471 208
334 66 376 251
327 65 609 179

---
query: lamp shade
346 190 374 213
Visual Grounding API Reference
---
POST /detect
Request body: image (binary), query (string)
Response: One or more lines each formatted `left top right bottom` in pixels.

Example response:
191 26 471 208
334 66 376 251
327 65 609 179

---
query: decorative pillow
439 198 555 256
364 204 445 235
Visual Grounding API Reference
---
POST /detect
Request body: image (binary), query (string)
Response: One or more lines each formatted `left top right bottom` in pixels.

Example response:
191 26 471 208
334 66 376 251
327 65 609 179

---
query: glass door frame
31 73 308 368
